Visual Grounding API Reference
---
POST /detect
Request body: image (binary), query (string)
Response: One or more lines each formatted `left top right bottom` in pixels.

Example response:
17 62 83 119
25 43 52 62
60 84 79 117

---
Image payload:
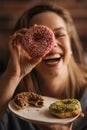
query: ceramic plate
8 96 79 125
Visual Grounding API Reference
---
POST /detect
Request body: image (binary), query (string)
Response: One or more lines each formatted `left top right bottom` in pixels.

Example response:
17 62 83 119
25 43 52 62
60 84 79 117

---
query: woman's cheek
62 38 72 64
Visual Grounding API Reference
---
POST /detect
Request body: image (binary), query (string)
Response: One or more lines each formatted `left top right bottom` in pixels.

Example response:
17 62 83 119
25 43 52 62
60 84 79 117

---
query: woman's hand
0 28 42 121
35 113 84 130
36 123 72 130
6 28 42 80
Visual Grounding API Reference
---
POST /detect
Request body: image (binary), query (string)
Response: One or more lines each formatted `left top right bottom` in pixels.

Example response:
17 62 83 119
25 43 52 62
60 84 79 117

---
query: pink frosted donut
22 25 55 57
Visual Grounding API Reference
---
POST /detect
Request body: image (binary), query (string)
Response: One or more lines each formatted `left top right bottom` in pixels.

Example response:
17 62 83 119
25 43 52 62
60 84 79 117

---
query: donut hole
63 100 72 105
33 34 43 43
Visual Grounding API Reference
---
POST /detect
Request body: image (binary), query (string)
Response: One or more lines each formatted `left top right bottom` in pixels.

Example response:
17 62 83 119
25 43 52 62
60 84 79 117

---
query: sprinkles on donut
22 24 55 57
49 99 82 118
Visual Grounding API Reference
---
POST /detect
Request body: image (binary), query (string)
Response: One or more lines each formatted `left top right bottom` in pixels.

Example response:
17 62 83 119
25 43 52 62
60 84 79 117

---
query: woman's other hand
35 112 84 130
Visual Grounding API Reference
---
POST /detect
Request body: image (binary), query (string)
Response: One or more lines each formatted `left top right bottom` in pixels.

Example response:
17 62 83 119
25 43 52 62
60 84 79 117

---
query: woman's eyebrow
53 27 65 32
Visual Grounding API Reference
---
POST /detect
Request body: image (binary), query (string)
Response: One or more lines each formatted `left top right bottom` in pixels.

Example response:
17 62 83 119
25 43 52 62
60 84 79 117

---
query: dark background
0 0 87 67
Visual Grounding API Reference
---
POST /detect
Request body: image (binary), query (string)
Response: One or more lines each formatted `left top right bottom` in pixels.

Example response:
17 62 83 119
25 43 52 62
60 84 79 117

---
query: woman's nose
53 39 58 47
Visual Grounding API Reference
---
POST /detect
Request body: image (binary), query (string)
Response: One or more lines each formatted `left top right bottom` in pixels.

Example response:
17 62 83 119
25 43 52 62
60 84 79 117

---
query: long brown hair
13 4 87 99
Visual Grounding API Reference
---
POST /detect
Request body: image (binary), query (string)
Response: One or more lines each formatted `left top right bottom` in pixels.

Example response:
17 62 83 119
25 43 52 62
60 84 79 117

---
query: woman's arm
0 71 20 121
0 30 42 121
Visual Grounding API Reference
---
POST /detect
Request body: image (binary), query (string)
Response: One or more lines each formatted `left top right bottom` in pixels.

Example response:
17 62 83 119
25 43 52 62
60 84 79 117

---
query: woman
0 4 87 130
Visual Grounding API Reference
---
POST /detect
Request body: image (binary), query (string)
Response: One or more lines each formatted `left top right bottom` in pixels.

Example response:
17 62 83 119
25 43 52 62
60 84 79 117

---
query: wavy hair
13 4 87 99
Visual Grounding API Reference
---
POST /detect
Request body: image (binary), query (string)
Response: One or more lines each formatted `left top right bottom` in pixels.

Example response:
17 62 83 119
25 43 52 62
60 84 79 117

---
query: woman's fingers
79 112 84 118
9 28 28 44
15 28 28 34
8 29 43 78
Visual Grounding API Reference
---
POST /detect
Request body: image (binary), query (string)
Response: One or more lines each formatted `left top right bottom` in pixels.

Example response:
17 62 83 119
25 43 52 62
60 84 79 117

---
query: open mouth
43 54 62 64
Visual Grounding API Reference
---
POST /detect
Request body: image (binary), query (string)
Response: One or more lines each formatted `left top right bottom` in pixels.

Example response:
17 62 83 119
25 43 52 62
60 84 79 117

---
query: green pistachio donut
49 99 82 118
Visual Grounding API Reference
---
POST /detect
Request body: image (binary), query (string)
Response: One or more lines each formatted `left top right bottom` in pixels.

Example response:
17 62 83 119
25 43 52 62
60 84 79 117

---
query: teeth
44 54 61 60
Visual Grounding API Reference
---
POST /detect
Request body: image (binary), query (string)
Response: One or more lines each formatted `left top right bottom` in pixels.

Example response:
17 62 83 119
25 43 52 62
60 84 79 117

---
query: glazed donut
49 99 82 118
13 92 44 109
22 24 55 57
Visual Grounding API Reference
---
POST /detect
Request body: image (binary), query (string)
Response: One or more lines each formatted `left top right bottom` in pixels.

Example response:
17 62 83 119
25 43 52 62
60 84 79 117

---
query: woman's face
29 11 72 77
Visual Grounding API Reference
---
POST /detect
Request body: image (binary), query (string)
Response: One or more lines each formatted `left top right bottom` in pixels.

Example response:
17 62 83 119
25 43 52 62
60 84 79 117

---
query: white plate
8 96 79 125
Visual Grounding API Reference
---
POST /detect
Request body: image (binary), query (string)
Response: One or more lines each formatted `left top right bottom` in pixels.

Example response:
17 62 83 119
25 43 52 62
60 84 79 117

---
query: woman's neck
36 69 69 98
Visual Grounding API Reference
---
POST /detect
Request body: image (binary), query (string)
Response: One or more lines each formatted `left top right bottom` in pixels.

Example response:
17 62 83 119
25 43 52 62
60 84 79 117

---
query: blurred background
0 0 87 70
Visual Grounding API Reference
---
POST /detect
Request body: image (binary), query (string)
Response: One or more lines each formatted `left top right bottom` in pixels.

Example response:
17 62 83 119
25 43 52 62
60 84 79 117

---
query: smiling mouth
43 54 62 63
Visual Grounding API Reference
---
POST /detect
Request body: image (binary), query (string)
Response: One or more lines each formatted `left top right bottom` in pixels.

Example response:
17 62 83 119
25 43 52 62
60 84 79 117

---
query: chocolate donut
14 92 44 109
22 25 55 57
49 99 82 118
